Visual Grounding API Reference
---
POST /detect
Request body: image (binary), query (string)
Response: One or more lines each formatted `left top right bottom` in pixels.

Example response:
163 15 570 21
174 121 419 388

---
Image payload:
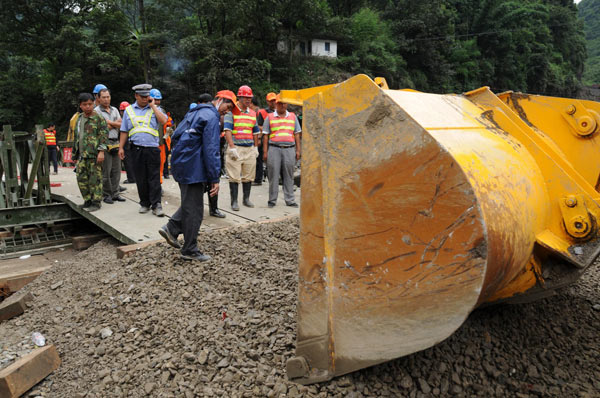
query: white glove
227 147 239 160
252 146 259 158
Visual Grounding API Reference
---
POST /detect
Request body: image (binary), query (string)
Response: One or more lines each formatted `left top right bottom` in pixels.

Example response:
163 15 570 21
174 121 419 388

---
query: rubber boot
209 194 226 218
230 183 240 211
242 182 254 208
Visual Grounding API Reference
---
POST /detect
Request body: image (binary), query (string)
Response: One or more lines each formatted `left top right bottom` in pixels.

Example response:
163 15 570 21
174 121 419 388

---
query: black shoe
242 182 254 208
209 194 226 218
164 175 170 179
229 183 239 211
286 202 299 208
268 202 275 208
119 185 127 192
252 181 262 186
103 196 114 204
80 200 93 209
158 225 181 249
123 179 135 184
87 202 101 212
112 195 126 202
210 208 226 218
181 252 212 262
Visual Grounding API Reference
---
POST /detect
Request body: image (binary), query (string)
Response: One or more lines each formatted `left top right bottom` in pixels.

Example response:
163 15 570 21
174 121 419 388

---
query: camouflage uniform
74 113 109 204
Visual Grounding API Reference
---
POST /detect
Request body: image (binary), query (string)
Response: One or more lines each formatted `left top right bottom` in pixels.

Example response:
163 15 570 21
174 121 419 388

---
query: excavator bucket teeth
286 75 600 384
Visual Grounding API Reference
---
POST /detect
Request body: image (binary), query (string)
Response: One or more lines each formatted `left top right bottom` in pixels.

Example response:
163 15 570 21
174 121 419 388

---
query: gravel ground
0 217 599 398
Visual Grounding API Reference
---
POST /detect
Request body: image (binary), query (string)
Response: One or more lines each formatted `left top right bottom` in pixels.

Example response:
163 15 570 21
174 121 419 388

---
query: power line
406 22 575 43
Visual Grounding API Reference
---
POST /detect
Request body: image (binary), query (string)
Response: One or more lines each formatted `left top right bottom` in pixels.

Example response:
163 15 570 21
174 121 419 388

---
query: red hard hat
119 101 130 110
216 90 237 103
237 85 253 98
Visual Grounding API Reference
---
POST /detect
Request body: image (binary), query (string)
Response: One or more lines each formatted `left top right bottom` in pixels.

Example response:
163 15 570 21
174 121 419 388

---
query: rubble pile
0 218 599 397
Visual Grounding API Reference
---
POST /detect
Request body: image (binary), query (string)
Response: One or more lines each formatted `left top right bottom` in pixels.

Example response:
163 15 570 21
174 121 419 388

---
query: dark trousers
220 137 226 175
102 148 121 198
124 140 136 182
255 144 264 183
47 146 58 173
167 182 204 256
131 144 161 208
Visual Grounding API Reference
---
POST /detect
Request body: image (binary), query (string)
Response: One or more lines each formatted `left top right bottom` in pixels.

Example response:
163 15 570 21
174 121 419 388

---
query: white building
277 38 338 58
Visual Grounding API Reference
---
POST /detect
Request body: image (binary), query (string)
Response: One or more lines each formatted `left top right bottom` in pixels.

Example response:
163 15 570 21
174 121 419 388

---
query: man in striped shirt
262 95 301 208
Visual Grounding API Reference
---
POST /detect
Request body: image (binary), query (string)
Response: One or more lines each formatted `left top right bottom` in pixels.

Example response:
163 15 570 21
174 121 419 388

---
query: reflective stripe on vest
125 106 159 137
232 109 256 142
44 129 56 146
268 113 296 144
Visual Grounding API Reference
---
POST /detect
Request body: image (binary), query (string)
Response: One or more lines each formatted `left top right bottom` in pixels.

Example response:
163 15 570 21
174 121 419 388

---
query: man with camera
95 87 125 204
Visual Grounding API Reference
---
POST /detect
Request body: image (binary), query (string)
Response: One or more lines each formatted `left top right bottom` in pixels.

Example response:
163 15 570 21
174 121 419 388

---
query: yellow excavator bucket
282 75 600 384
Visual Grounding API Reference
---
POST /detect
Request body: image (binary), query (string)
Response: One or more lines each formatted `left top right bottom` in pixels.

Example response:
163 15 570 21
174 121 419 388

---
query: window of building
325 42 330 52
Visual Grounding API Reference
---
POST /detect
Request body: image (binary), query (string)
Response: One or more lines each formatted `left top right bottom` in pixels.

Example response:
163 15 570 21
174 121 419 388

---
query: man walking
95 88 125 204
223 85 260 211
44 123 58 175
118 84 168 216
262 94 301 208
159 90 235 261
254 92 277 186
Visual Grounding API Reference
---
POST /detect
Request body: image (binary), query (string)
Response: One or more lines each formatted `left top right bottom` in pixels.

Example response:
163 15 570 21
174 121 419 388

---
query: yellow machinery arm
282 75 600 384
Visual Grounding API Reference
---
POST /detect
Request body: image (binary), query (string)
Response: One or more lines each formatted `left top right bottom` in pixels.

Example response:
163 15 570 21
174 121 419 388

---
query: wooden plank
71 233 108 251
1 275 39 296
0 292 33 321
117 239 162 259
0 263 52 295
0 345 60 398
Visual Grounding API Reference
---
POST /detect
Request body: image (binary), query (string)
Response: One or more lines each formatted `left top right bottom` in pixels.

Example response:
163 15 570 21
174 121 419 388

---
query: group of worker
64 83 172 214
67 81 301 261
157 85 302 261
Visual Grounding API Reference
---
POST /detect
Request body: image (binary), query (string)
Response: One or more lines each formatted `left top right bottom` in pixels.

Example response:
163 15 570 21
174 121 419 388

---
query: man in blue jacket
158 90 236 261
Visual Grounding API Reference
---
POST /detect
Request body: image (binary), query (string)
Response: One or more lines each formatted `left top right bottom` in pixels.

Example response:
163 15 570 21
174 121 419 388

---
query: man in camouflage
74 92 109 212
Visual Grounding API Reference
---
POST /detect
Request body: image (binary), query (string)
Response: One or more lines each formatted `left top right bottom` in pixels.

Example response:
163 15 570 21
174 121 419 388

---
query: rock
400 375 413 389
99 328 113 339
50 281 63 290
418 378 431 394
144 382 155 394
1 218 598 398
98 368 110 379
183 352 196 362
198 350 208 365
527 364 539 378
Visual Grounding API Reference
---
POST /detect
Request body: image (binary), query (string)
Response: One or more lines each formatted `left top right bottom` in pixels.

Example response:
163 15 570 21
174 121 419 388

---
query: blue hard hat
149 88 162 99
189 103 198 110
93 84 107 94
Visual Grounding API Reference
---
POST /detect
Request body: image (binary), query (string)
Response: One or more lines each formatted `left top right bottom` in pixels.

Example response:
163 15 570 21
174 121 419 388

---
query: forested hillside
0 0 587 134
579 0 600 85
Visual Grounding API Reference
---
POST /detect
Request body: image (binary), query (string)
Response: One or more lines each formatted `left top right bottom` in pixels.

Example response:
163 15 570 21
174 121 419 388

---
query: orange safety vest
232 107 257 142
268 112 297 144
44 129 56 146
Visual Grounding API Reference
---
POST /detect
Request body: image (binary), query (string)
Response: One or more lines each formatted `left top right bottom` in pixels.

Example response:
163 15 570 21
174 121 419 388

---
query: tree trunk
138 0 150 83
